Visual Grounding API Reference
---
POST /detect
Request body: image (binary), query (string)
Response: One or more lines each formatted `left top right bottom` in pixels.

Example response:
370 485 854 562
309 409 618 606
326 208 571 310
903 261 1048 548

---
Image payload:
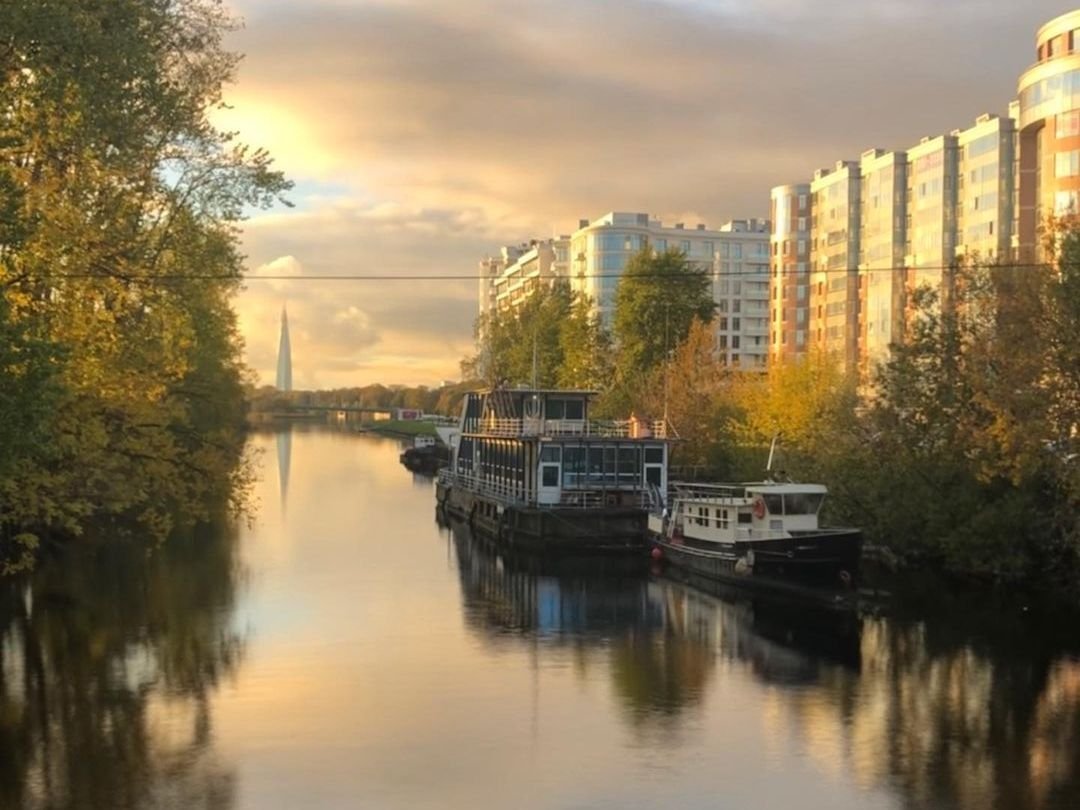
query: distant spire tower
276 305 293 391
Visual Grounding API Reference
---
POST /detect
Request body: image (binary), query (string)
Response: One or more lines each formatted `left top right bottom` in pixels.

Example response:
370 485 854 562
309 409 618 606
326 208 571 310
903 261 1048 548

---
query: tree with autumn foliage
1 0 290 572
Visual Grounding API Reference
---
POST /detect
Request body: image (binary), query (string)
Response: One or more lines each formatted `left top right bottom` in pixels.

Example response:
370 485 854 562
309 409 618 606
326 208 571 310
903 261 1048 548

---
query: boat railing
437 469 530 506
438 469 657 510
465 417 674 440
672 482 750 500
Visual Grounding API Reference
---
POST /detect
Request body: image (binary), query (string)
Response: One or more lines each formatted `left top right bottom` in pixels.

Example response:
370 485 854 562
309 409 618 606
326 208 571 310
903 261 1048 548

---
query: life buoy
751 497 766 520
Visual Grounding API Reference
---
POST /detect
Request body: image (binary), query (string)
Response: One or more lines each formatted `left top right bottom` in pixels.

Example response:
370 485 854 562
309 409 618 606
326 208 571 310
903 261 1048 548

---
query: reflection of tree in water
0 519 244 810
764 591 1080 810
609 630 715 726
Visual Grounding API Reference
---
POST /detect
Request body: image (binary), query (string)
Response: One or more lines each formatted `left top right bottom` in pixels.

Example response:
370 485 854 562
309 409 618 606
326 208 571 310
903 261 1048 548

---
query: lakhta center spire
276 305 292 391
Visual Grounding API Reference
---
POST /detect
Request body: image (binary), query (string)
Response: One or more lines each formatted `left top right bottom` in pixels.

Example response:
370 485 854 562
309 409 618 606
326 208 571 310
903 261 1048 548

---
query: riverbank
362 419 438 438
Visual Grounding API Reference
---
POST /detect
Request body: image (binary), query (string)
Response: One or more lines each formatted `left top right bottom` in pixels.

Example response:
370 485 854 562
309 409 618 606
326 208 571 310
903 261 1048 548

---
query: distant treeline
248 381 478 417
0 2 290 573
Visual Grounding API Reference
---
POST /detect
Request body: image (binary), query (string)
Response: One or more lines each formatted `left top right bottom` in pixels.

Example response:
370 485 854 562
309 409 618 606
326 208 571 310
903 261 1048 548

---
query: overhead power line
1 263 1058 283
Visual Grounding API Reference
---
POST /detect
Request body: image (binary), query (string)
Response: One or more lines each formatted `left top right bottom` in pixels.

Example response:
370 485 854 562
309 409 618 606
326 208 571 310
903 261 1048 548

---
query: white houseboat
647 478 862 591
436 387 672 552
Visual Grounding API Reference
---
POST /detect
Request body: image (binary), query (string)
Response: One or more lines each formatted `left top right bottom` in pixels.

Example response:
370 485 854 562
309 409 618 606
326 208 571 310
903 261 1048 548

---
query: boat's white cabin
414 435 437 449
666 482 827 543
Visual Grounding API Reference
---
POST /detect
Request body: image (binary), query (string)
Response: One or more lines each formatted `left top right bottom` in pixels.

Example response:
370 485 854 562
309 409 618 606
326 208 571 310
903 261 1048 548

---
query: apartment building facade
858 149 907 373
769 184 812 366
567 212 771 369
1017 9 1080 260
809 162 861 375
770 11 1072 378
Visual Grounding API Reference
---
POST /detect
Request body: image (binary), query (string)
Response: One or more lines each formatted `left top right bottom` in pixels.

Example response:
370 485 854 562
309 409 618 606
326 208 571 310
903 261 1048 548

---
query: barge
436 387 672 553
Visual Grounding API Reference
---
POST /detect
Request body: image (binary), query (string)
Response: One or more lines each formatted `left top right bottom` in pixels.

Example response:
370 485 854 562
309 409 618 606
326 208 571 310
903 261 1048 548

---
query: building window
680 240 691 254
1057 150 1080 177
654 238 667 251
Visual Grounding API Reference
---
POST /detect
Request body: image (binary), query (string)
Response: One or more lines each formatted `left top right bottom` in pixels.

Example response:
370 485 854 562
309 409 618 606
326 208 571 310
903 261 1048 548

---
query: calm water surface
3 426 1080 809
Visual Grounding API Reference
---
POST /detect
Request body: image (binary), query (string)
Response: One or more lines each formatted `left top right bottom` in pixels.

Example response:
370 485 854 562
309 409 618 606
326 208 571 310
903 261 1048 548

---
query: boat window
763 494 783 515
563 446 586 486
540 445 561 462
542 466 559 487
546 398 585 421
783 492 824 514
618 446 641 483
645 467 662 487
644 446 664 464
737 511 752 524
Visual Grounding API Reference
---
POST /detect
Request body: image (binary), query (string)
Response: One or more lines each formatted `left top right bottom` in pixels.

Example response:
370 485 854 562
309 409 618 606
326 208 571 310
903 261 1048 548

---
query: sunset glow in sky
224 0 1066 389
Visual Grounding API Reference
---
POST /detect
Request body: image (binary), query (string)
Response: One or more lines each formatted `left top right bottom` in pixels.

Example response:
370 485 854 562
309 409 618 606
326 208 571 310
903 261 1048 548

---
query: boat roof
477 387 598 397
745 483 828 494
673 481 828 495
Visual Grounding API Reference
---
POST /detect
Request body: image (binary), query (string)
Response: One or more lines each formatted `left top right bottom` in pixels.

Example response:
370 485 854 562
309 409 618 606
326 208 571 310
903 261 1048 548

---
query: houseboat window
542 466 559 487
763 494 783 515
737 512 752 524
563 446 586 486
540 445 561 462
546 398 585 421
618 447 641 483
783 492 824 514
644 447 664 464
645 467 662 486
587 447 608 483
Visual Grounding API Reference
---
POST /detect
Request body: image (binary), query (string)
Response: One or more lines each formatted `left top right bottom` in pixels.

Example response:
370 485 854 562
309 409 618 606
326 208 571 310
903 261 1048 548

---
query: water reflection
4 428 1080 809
276 428 291 510
446 521 859 725
445 517 1080 808
0 520 244 810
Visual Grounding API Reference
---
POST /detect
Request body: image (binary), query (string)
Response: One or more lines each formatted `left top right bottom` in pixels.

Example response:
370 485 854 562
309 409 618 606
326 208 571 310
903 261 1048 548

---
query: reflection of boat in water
654 567 862 677
399 434 449 475
447 520 657 638
446 520 860 676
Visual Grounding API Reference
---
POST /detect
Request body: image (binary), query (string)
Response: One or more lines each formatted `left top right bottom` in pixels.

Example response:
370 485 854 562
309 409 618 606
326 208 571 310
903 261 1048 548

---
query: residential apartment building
858 149 907 373
489 238 569 314
905 134 960 307
769 184 811 365
810 161 861 375
769 10 1073 379
1016 9 1080 260
567 212 770 369
955 114 1015 264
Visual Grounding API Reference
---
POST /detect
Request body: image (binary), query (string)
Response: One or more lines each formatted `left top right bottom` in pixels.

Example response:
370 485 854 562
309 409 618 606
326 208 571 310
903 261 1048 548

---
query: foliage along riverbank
0 1 290 573
467 238 1080 593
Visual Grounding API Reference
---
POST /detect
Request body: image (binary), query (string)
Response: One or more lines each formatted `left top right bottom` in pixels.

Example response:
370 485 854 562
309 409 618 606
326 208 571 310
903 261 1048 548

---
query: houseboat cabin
447 388 670 510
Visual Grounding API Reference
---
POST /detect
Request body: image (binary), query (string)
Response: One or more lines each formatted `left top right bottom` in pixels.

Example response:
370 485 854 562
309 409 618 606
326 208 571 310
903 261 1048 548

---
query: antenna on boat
663 304 670 423
765 433 780 482
531 328 538 390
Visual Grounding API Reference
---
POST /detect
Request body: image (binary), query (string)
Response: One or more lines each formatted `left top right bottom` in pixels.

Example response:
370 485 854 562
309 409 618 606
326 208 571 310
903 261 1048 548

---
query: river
2 426 1079 809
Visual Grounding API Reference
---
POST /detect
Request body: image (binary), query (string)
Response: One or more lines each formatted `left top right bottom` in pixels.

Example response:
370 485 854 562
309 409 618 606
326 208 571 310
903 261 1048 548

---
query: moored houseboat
647 478 862 594
436 387 672 553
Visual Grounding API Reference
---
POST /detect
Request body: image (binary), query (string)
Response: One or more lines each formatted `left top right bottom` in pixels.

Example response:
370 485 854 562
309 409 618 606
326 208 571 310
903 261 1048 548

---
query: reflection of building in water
276 429 291 511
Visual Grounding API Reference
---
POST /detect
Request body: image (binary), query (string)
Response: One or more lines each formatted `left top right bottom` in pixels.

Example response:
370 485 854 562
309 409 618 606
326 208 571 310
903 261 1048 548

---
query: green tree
0 0 290 569
612 248 716 382
557 291 612 391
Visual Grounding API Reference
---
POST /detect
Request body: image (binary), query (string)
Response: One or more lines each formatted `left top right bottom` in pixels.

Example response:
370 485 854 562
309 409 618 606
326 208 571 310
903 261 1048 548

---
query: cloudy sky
222 0 1069 389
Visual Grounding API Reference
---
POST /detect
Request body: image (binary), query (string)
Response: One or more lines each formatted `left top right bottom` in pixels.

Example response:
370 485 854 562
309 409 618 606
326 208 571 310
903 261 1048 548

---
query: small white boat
647 443 861 591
